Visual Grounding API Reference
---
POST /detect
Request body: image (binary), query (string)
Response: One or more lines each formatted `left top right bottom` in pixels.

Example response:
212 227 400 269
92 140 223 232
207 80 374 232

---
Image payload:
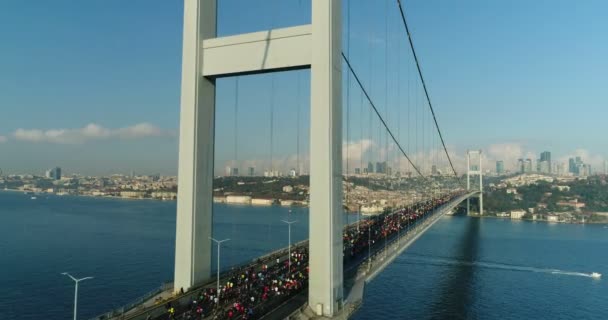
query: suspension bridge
93 0 485 319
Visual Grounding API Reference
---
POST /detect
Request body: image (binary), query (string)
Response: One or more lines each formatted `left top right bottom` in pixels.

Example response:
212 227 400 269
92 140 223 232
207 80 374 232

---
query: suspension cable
395 0 458 178
342 53 423 177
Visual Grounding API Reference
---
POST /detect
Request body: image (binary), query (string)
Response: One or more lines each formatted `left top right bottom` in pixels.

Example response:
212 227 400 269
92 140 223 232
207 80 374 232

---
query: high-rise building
569 158 576 174
225 166 232 176
45 167 62 180
354 168 361 175
367 162 374 174
496 161 505 175
248 167 255 176
539 160 550 174
375 161 387 174
231 167 239 176
540 151 551 173
576 163 586 176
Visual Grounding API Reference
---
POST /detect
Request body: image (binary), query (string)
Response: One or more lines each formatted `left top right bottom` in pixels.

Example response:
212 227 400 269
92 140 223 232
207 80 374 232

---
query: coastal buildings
510 210 526 219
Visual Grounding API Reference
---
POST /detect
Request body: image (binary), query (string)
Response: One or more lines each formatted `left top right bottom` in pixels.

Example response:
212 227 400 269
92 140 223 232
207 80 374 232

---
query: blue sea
1 191 607 319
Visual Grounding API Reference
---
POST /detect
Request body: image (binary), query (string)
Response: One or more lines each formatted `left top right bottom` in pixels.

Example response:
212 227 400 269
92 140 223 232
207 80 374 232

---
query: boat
30 196 37 200
591 272 602 279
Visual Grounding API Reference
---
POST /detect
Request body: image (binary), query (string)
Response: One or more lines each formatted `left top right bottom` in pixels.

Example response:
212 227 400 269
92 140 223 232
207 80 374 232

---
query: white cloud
485 142 530 171
13 123 171 144
0 135 7 143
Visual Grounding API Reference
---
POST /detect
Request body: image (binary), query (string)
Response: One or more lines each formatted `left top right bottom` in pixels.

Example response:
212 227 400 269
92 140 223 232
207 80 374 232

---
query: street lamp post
61 272 93 320
281 220 297 272
209 237 230 302
357 205 361 233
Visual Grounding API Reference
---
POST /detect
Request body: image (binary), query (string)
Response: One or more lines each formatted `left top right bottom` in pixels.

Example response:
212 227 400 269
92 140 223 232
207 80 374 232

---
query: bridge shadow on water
429 217 480 320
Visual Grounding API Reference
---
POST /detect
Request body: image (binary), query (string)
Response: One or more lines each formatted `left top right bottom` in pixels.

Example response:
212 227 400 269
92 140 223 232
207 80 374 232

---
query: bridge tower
466 150 483 215
173 0 343 317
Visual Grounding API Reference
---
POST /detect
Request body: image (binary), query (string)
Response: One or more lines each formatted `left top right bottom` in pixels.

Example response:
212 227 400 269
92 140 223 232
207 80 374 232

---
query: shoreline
472 214 608 225
1 188 174 202
0 189 311 207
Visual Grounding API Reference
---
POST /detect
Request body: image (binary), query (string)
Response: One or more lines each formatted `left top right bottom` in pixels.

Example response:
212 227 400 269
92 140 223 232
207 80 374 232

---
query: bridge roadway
98 191 477 320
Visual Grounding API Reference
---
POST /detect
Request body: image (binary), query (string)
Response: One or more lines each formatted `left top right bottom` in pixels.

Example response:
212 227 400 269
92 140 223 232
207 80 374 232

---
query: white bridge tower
466 150 483 215
174 0 343 316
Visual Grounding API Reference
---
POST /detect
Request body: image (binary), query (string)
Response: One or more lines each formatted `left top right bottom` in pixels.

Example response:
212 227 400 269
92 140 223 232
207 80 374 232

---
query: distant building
225 166 232 176
375 161 387 174
496 161 505 175
248 167 255 176
540 151 551 173
569 158 576 174
604 160 608 175
283 185 294 193
431 165 438 175
367 162 374 174
576 163 586 176
518 159 525 173
354 168 361 175
45 167 62 180
510 210 526 219
538 160 550 174
289 169 297 177
231 168 239 176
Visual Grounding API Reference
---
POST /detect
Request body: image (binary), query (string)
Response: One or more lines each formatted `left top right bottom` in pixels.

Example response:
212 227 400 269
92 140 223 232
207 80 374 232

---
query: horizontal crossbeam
202 25 312 77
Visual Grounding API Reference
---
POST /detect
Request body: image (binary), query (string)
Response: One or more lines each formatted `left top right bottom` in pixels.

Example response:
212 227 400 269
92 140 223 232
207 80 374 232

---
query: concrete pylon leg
466 150 483 215
308 0 343 316
479 152 483 216
174 0 217 293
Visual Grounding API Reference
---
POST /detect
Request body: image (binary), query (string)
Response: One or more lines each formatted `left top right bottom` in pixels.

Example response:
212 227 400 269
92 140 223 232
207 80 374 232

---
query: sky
0 0 606 176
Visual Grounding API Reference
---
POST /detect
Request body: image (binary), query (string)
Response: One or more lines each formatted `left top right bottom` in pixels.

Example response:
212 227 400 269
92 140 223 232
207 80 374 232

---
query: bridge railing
104 238 311 320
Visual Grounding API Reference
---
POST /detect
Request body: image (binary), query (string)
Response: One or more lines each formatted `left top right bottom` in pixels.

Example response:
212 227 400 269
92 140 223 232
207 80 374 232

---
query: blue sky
0 0 606 175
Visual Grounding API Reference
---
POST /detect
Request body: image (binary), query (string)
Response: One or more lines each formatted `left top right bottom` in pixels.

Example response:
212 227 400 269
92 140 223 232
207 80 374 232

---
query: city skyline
1 0 607 175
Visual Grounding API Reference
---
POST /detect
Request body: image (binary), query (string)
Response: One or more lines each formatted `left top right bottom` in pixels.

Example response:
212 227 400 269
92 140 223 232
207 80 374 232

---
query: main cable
395 0 458 178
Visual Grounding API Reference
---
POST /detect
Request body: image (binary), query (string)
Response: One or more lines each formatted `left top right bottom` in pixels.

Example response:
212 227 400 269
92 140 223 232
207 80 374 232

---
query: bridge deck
96 192 477 320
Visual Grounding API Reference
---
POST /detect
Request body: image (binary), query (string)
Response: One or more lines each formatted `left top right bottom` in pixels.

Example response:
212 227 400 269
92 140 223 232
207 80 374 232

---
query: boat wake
403 254 601 279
